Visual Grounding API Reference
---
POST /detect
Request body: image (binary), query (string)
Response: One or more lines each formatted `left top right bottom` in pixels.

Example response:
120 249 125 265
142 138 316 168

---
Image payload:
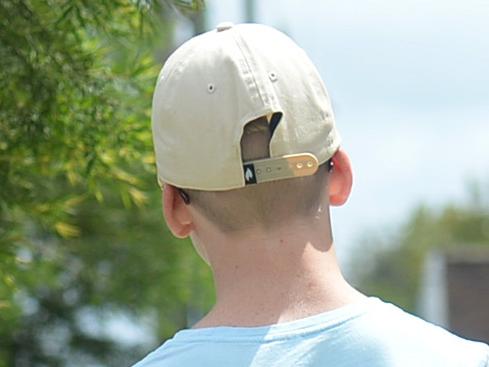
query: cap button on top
216 21 234 32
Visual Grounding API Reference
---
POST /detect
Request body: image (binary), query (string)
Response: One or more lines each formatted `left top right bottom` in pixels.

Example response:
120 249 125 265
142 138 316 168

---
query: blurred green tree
351 182 489 313
0 1 212 366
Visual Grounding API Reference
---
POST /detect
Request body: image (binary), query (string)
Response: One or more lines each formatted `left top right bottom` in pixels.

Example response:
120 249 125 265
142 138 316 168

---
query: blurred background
0 0 488 366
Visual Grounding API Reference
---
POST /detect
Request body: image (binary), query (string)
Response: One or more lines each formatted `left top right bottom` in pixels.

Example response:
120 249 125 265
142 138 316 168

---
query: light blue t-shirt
133 297 489 367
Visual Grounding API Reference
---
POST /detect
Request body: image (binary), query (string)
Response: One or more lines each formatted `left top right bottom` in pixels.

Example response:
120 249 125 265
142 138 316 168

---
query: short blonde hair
184 117 330 232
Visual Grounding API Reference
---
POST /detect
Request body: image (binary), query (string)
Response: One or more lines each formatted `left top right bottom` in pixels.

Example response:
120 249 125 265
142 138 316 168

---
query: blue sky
203 0 489 267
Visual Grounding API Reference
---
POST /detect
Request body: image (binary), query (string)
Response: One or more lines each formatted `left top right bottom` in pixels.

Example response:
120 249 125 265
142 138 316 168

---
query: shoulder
131 333 230 367
348 298 489 366
131 338 186 367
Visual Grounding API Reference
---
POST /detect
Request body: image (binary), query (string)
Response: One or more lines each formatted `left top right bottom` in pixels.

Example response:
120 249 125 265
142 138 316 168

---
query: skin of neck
189 201 365 328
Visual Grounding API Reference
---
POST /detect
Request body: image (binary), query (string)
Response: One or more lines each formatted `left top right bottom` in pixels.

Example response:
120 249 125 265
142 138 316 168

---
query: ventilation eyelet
207 83 216 93
269 71 278 82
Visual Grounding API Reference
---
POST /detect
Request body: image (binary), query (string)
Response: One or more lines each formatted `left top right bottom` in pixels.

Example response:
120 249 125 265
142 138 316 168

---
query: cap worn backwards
152 22 341 191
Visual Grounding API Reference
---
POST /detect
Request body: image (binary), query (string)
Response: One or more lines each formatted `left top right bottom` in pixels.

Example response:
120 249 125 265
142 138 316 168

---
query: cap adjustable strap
242 153 319 185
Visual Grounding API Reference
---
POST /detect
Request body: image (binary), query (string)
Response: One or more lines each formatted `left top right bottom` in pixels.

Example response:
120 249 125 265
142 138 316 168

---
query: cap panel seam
228 29 272 189
231 29 268 109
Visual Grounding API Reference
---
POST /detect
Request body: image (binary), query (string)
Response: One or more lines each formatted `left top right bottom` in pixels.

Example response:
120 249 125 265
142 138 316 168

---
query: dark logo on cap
243 163 257 185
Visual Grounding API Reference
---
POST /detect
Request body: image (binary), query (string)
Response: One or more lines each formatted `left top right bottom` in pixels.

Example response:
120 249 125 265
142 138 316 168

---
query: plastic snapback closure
242 153 319 185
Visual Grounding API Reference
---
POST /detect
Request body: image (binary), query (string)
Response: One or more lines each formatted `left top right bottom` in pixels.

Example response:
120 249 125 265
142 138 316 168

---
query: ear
328 148 353 206
162 184 194 238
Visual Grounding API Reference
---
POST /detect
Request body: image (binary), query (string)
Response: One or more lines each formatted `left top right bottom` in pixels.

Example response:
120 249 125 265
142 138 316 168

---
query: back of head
152 23 341 233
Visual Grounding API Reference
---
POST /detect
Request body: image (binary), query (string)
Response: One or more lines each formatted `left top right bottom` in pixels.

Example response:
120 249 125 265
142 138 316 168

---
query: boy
134 22 489 366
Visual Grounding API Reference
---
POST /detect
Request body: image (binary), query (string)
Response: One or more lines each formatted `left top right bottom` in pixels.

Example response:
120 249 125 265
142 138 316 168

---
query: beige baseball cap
152 22 340 191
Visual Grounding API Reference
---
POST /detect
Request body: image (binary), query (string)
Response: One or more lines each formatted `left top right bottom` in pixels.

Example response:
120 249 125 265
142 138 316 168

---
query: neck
192 215 365 328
